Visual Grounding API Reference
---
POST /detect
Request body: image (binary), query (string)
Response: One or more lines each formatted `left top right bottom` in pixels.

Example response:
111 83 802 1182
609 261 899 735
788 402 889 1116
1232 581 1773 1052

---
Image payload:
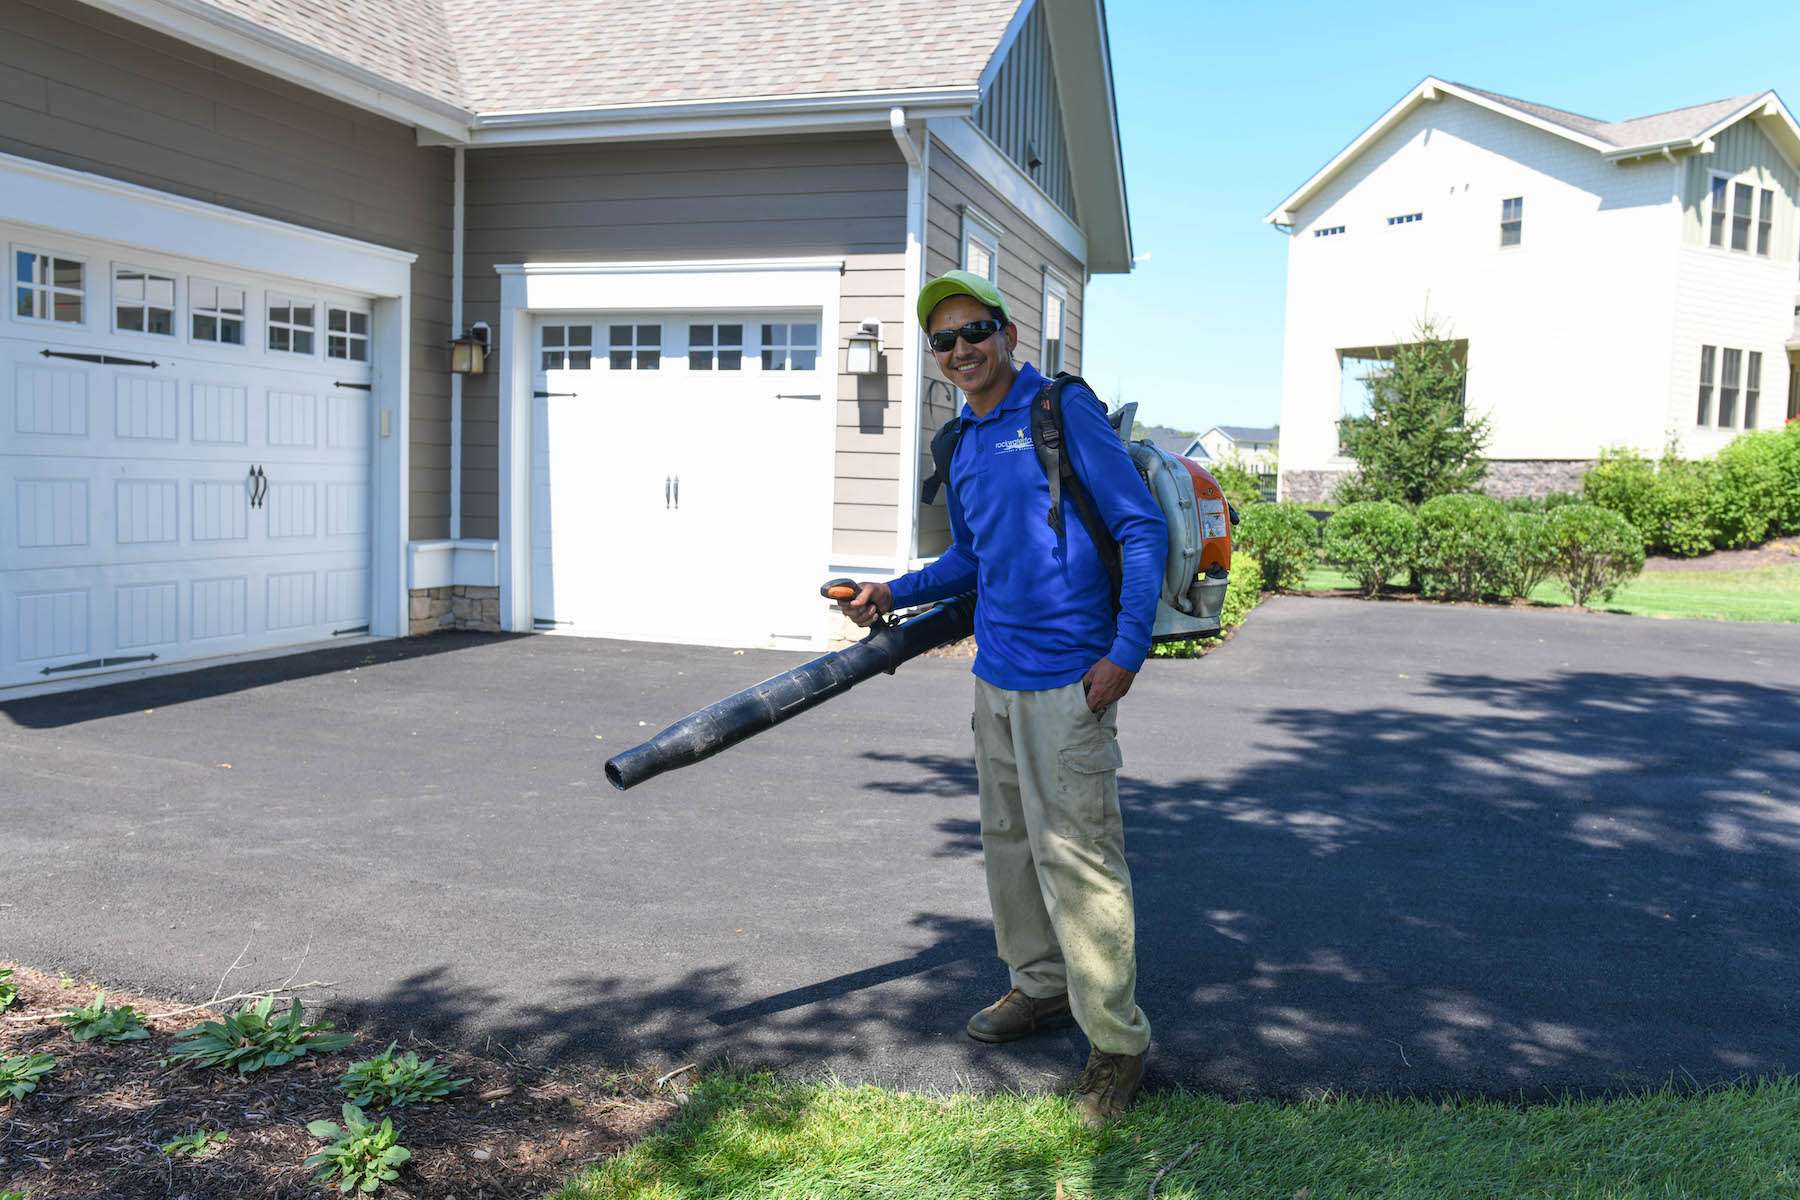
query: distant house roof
1134 424 1194 456
1266 77 1800 224
1211 425 1279 444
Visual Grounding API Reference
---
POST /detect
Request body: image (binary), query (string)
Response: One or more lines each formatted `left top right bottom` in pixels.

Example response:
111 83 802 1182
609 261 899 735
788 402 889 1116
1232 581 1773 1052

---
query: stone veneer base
408 586 501 636
1281 460 1595 505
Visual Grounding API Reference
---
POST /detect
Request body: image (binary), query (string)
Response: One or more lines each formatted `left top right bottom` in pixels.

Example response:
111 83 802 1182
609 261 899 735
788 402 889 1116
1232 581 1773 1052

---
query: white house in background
1266 77 1800 503
1181 425 1279 474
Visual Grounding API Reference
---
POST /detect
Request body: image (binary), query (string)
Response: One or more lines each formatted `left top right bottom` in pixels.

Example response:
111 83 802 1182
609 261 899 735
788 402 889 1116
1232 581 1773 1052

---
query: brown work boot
965 988 1075 1043
1073 1045 1147 1129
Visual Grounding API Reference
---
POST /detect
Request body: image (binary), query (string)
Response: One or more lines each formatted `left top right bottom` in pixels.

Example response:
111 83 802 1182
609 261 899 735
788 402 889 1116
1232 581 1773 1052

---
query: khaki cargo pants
972 677 1151 1056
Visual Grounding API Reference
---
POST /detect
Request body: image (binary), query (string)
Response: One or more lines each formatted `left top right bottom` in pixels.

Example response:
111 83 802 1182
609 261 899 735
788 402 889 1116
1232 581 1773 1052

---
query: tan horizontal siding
0 0 454 541
459 134 907 551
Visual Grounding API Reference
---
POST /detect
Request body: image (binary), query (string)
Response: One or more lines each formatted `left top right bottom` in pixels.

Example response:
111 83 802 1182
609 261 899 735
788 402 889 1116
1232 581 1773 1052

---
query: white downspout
889 107 927 566
450 146 465 541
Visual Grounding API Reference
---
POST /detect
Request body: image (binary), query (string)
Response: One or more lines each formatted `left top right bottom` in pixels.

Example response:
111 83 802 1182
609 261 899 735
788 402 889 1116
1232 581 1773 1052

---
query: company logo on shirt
995 426 1033 454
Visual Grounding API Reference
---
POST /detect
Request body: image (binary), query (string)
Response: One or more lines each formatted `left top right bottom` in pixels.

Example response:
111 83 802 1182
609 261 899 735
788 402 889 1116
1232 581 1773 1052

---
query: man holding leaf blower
837 270 1165 1127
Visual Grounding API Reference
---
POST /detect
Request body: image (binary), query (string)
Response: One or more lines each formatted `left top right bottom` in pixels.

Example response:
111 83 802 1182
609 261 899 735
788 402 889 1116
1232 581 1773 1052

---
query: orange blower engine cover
1174 457 1233 575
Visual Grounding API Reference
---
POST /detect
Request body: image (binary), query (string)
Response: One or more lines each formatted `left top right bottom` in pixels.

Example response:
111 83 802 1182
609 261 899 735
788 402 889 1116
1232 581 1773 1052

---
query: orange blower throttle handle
820 577 893 636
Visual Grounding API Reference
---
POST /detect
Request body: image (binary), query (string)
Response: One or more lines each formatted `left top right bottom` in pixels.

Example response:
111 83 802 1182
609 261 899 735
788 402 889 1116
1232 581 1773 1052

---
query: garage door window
541 324 592 369
190 279 246 345
326 306 370 362
113 265 176 336
14 248 85 324
761 322 818 371
688 323 743 370
610 324 661 370
267 296 315 355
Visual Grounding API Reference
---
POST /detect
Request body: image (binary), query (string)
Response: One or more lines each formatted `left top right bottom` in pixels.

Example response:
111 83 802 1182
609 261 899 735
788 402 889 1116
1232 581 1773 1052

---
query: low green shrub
1150 556 1261 659
0 968 16 1012
306 1104 412 1194
1582 448 1658 541
1772 420 1800 533
1499 511 1558 601
58 991 149 1043
1499 491 1581 514
1645 458 1719 557
1547 504 1645 607
1713 431 1787 548
161 1130 229 1159
1321 501 1417 597
340 1042 469 1109
1207 459 1266 514
1415 493 1515 599
1234 503 1318 590
167 996 354 1075
0 1053 55 1101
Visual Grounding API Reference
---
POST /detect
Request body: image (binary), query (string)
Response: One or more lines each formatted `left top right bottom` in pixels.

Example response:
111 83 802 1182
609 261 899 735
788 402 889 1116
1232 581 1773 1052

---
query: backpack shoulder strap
1031 375 1123 597
919 415 968 505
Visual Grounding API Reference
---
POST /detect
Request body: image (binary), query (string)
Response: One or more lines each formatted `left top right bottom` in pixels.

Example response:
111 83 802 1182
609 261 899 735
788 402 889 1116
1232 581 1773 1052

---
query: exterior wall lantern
450 320 491 375
846 318 884 375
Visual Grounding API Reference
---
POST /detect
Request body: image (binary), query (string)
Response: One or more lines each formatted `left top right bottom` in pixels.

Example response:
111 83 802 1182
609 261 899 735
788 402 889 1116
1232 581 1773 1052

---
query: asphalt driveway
3 598 1796 1098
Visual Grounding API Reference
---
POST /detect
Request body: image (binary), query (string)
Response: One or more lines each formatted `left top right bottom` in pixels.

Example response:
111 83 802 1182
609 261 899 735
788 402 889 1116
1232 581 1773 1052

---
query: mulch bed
1641 536 1800 572
0 963 673 1199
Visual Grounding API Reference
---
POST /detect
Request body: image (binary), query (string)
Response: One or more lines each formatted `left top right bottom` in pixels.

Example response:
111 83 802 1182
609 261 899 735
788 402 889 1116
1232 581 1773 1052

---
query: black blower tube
604 593 976 791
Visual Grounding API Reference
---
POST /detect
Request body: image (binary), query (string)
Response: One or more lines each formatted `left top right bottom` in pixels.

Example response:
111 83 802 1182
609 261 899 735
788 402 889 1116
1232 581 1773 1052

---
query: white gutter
450 147 465 541
889 108 928 567
469 88 979 147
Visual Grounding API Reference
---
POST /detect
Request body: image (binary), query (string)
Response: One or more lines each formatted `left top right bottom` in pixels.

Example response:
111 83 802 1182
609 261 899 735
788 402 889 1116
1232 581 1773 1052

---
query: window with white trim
1745 350 1762 428
608 324 661 370
113 265 176 336
326 306 370 362
190 279 245 345
1756 188 1774 257
540 324 592 370
961 208 1000 284
760 322 818 371
1719 347 1742 427
1731 182 1754 252
14 248 85 324
1041 270 1069 375
267 295 315 354
1500 197 1523 247
688 323 743 371
1696 345 1715 426
1708 176 1729 246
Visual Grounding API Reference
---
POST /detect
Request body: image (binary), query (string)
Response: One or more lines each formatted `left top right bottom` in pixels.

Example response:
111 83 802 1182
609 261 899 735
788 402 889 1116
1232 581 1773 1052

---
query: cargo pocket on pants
1053 738 1123 838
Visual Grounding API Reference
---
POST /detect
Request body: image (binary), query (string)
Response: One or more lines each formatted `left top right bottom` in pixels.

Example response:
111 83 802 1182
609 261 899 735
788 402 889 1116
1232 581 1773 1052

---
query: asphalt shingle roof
1216 425 1279 443
191 0 1021 115
1451 82 1764 150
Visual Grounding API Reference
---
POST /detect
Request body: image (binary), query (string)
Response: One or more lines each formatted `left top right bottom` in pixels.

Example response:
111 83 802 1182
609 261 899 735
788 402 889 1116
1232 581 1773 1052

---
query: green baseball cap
916 269 1009 328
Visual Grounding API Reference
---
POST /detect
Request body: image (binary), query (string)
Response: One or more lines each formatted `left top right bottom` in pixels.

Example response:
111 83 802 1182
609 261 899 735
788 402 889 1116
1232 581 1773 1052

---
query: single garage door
1 224 375 690
530 313 833 648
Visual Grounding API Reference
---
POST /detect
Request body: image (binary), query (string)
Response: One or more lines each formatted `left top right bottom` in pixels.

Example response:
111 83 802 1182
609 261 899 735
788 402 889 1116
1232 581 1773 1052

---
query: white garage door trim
493 258 843 637
1 151 414 693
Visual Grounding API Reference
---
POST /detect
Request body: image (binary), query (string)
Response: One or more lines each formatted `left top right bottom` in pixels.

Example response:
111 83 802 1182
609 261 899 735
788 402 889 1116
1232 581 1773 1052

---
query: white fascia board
1265 77 1616 225
978 0 1038 96
77 0 472 142
467 88 979 147
1040 0 1131 272
495 258 845 313
409 540 500 589
927 119 1087 265
0 150 414 296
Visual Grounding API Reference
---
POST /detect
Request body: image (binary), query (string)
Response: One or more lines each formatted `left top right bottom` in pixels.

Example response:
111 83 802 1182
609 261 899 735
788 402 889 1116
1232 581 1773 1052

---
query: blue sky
1080 0 1800 436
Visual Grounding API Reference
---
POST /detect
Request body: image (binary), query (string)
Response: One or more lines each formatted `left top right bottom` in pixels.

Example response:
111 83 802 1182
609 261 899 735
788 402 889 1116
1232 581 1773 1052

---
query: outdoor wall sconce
449 320 491 375
846 318 884 375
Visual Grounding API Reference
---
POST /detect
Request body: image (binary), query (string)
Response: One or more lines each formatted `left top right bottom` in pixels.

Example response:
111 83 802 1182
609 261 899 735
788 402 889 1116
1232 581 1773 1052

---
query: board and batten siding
0 0 456 540
458 134 908 557
918 135 1084 554
972 0 1077 219
1679 117 1799 260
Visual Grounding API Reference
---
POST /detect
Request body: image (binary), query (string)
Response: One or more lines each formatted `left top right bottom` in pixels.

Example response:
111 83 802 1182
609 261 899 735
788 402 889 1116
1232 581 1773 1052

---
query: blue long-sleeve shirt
888 363 1166 690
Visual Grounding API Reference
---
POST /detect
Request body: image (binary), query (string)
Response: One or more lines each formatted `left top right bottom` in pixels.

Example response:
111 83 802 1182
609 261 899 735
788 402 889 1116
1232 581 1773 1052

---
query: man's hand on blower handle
830 579 1134 714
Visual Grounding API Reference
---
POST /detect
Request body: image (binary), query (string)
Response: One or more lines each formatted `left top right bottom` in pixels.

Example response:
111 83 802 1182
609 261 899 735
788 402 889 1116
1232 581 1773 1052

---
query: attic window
1386 212 1424 226
1500 197 1523 247
1313 225 1346 238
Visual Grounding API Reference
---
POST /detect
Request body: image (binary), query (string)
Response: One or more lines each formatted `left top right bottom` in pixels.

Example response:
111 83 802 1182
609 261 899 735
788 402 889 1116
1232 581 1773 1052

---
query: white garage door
530 313 833 648
1 225 375 690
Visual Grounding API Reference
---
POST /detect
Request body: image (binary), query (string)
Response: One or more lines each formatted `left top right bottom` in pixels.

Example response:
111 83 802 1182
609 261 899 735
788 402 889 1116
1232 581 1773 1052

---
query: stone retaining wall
409 586 501 636
1280 460 1594 505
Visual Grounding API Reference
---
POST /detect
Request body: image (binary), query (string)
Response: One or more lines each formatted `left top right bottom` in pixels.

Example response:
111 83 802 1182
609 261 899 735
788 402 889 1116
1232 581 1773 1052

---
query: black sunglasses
927 320 1004 354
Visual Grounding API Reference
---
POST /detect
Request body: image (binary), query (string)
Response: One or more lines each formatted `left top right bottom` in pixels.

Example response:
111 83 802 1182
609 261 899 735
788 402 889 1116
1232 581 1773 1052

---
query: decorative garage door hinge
534 390 576 398
42 653 158 675
332 624 370 636
334 381 372 391
40 349 159 368
533 617 572 627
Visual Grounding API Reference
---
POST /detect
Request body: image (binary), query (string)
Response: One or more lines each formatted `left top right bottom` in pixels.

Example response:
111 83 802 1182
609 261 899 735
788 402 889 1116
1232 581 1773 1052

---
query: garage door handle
665 476 672 509
248 465 267 509
673 474 680 509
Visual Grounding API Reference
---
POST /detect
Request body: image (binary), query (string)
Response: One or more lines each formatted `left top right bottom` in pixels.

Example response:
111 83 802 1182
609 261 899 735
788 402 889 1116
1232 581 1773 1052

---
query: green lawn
556 1072 1800 1199
1299 562 1800 623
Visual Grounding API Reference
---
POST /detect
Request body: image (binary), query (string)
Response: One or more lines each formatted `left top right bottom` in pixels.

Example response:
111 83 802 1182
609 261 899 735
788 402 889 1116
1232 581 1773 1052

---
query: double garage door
529 313 833 648
1 222 375 691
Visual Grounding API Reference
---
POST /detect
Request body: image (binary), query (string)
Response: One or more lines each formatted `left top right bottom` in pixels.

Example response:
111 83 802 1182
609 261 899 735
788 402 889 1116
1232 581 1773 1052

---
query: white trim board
409 540 500 589
928 118 1087 265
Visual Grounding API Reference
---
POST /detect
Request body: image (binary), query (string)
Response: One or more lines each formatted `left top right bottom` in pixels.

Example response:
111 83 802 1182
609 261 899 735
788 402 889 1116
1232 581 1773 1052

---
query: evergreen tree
1336 319 1489 506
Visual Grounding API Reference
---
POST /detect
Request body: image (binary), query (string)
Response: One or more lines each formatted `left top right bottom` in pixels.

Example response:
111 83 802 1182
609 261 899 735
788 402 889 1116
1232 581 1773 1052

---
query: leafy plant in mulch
0 967 17 1011
167 995 354 1075
58 990 150 1043
2 1189 27 1200
306 1103 413 1194
160 1128 229 1159
340 1042 470 1109
1 1052 56 1101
